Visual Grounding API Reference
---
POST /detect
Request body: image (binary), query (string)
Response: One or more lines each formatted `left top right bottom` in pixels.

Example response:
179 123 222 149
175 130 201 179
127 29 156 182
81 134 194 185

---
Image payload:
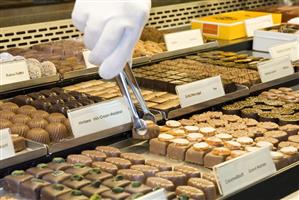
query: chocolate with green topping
71 174 84 181
112 187 124 193
71 189 83 196
37 163 48 168
53 157 65 163
12 170 25 176
53 184 65 191
131 181 141 188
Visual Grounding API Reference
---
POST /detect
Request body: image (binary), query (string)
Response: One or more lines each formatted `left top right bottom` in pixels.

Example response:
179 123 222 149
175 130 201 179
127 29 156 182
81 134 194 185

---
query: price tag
245 15 273 37
82 50 98 69
269 42 299 62
0 60 30 85
176 76 225 108
68 98 132 138
213 147 276 196
257 56 294 83
164 29 204 51
138 189 167 200
0 129 15 160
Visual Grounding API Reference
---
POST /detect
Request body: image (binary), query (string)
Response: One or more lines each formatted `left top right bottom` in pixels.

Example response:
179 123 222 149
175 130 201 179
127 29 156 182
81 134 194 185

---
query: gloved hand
72 0 151 80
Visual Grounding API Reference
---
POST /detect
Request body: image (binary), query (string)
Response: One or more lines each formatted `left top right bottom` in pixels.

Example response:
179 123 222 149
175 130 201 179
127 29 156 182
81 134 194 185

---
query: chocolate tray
112 139 299 200
0 74 60 94
0 140 47 170
162 84 249 120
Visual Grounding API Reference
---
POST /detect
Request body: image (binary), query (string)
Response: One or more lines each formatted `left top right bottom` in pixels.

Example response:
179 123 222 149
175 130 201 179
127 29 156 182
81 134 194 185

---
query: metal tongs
115 64 156 135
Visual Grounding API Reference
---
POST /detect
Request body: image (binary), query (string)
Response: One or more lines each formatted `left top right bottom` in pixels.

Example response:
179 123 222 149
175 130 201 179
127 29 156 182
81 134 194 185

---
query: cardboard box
191 11 281 40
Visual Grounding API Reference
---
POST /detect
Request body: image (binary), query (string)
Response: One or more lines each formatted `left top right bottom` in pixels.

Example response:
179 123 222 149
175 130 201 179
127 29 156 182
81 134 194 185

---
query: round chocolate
17 105 37 115
78 98 94 106
27 118 49 129
39 90 57 97
48 105 69 116
67 91 88 100
45 123 69 142
27 93 46 100
59 93 76 102
88 96 103 103
26 128 50 144
65 101 82 109
47 113 66 123
10 123 30 137
30 110 50 119
0 119 13 129
12 114 31 124
47 96 65 104
0 102 19 113
0 111 15 120
50 87 65 94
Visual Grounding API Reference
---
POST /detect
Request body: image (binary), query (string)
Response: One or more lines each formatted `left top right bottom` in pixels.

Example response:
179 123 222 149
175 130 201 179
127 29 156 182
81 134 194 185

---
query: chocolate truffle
117 169 145 183
92 161 118 175
146 177 175 191
26 128 51 144
11 114 31 124
67 154 93 166
27 163 53 178
85 168 112 182
95 146 121 157
42 170 72 184
65 163 91 176
20 178 50 200
45 123 69 142
10 123 30 137
40 184 71 200
82 150 107 161
105 157 132 169
156 171 187 186
27 118 49 129
41 61 57 77
130 165 159 179
48 157 72 171
27 58 42 79
11 95 33 106
4 170 33 193
63 174 91 189
81 181 110 197
47 113 66 123
31 100 52 111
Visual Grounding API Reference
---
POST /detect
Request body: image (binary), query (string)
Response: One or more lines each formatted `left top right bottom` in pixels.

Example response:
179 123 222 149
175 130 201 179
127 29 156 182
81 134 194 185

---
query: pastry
120 153 145 165
102 187 130 200
27 118 48 129
45 123 69 142
0 102 19 112
102 175 131 188
0 111 15 120
125 181 152 194
167 138 190 161
17 105 36 116
149 134 174 156
174 165 201 179
10 123 30 136
19 178 50 199
185 142 211 165
204 147 231 168
47 113 66 123
12 135 26 152
271 151 288 170
57 190 89 200
0 119 13 129
42 170 71 184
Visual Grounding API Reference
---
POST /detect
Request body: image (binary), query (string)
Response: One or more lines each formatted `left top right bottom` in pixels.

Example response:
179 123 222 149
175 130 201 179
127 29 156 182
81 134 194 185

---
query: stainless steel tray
48 122 132 154
0 140 47 170
165 85 249 120
0 75 60 93
151 41 219 62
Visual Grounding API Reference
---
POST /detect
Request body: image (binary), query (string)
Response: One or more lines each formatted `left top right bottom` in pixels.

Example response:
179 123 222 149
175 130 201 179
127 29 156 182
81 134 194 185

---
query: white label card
269 41 299 62
245 15 274 37
0 129 15 160
138 189 167 200
176 76 225 108
82 50 98 69
213 147 276 196
164 29 204 51
68 98 132 138
0 60 30 85
257 56 294 83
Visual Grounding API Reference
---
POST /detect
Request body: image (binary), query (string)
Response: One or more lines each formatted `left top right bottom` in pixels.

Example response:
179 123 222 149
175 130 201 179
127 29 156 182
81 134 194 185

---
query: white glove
72 0 151 80
289 17 299 24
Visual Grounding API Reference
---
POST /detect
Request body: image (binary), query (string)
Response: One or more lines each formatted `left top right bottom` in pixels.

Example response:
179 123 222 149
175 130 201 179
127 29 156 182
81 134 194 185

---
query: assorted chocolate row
3 146 219 200
0 52 57 79
64 80 180 111
0 102 72 145
9 87 102 116
150 111 299 170
222 87 299 125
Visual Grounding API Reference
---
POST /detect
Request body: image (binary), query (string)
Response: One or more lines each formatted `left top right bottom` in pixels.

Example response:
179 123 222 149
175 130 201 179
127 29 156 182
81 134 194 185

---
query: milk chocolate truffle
0 118 13 129
188 178 217 200
176 186 205 200
117 169 145 183
47 113 66 123
92 162 118 175
146 177 175 191
45 123 69 142
12 135 26 152
156 171 187 186
10 123 30 137
145 160 172 171
28 118 49 129
96 146 121 157
3 170 33 193
0 110 15 120
105 157 132 169
0 102 19 112
17 105 37 115
31 110 50 119
27 58 42 79
82 150 107 161
40 184 71 200
174 165 201 179
41 61 57 77
120 153 145 165
27 92 46 100
20 178 50 200
67 154 93 166
26 128 51 144
31 99 52 111
130 165 159 179
12 114 31 124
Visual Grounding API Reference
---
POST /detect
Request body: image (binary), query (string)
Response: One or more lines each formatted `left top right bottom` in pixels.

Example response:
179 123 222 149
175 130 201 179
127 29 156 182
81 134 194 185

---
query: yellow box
191 11 282 40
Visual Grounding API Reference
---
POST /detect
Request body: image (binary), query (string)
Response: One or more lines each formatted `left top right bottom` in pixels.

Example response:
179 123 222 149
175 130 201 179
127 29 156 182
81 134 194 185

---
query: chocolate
102 187 130 200
45 123 69 142
102 176 131 188
11 114 31 124
166 139 190 161
0 110 15 120
30 110 50 119
92 161 118 175
96 146 121 157
0 102 19 112
27 118 49 129
17 105 37 115
65 163 91 176
85 168 112 182
120 153 145 165
4 170 33 193
40 184 71 200
27 163 53 178
174 165 201 179
81 181 110 197
20 178 50 200
11 95 33 106
149 138 170 156
42 170 72 184
48 157 72 171
125 181 152 194
130 165 159 179
48 113 66 123
31 100 52 111
176 186 205 200
82 150 107 161
12 135 26 152
105 157 132 169
156 171 187 186
63 174 91 189
0 119 13 129
146 177 175 191
26 128 51 144
117 169 145 183
188 178 217 200
57 190 89 200
67 154 93 166
145 160 172 171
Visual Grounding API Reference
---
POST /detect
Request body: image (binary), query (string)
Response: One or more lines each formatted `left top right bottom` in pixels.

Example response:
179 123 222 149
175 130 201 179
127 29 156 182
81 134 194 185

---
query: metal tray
47 123 132 154
151 41 219 62
164 84 249 120
0 140 47 170
0 75 60 94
